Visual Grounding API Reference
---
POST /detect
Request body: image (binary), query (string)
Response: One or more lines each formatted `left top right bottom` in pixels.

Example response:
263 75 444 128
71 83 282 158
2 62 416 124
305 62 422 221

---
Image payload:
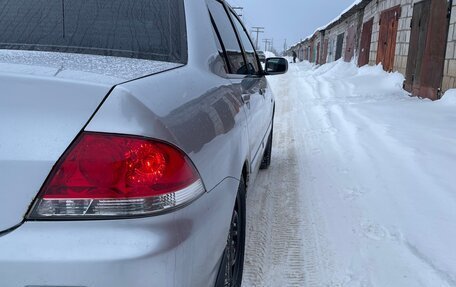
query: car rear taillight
28 132 205 219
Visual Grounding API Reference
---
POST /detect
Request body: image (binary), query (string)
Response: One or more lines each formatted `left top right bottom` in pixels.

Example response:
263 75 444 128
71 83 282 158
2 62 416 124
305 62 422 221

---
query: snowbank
440 89 456 105
264 51 276 58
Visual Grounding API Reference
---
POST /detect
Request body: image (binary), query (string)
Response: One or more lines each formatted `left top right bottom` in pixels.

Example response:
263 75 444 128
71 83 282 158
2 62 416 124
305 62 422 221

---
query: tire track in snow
243 65 337 287
289 74 351 287
243 69 307 287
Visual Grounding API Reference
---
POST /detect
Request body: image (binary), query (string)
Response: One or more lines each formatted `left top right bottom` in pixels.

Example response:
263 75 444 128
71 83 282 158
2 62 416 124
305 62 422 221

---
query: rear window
0 0 187 63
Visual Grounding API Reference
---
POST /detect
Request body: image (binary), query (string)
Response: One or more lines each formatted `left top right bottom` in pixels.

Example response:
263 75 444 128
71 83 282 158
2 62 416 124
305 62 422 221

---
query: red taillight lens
29 132 205 218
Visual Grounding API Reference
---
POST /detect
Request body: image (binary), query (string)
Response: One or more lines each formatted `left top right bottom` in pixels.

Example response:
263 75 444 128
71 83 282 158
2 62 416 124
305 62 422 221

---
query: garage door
404 0 448 100
358 18 373 67
376 6 401 72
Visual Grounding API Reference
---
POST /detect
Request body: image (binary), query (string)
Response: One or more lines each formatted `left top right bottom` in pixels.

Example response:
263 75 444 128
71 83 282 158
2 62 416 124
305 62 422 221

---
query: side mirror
265 57 288 75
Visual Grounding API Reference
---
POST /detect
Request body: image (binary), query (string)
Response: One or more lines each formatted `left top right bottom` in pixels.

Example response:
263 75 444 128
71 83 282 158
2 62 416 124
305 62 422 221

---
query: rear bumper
0 178 239 287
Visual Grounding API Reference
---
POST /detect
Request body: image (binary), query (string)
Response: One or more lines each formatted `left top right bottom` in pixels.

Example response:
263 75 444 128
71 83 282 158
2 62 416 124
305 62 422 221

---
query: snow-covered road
242 61 456 287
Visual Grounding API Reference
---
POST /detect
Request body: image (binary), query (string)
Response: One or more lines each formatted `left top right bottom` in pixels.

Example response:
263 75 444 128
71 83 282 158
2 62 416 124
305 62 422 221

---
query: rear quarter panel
86 0 250 193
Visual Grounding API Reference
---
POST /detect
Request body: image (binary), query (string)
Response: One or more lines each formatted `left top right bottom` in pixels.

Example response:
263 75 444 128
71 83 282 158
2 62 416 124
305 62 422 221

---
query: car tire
215 179 246 287
260 130 273 170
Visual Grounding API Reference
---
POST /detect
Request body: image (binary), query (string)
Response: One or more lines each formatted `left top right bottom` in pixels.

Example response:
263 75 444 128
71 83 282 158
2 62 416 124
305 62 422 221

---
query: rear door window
209 15 230 73
207 0 248 75
0 0 187 63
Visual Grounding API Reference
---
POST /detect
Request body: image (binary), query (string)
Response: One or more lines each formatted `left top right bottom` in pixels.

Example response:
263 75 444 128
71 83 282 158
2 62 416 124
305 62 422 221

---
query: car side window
210 18 230 73
207 0 249 75
229 11 260 74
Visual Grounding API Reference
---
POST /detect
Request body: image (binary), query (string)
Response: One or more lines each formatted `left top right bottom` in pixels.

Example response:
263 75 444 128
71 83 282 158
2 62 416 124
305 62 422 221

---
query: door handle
241 94 251 104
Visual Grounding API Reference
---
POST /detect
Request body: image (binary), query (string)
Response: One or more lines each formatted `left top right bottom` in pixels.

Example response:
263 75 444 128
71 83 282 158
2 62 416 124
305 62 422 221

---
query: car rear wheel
215 179 246 287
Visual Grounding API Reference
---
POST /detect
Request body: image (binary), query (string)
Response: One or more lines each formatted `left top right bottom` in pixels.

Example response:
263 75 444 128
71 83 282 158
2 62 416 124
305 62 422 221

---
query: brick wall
393 0 413 75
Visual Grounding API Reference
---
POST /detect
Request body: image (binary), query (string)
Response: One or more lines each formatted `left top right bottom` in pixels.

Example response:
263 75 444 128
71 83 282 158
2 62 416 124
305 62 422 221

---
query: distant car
0 0 288 287
257 50 267 63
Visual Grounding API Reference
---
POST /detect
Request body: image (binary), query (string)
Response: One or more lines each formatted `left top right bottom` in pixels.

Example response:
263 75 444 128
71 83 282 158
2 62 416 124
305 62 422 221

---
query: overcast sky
226 0 356 52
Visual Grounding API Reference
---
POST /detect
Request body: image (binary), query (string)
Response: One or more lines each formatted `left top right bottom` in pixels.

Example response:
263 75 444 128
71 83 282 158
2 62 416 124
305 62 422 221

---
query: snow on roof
290 0 363 49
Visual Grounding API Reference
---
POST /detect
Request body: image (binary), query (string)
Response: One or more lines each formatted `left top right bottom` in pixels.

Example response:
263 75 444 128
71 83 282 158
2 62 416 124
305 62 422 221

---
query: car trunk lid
0 50 182 232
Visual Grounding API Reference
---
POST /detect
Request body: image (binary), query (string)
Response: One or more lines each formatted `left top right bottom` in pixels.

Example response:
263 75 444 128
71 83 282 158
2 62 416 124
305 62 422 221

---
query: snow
243 60 456 286
264 51 276 58
440 89 456 106
0 49 181 85
331 0 363 24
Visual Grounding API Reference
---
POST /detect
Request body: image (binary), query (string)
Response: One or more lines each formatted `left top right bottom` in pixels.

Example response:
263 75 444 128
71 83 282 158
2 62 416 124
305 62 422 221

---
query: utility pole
262 39 272 52
251 27 264 50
